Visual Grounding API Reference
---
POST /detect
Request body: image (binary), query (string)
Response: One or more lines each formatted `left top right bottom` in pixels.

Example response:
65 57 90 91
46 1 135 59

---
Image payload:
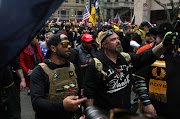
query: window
64 0 68 2
115 0 118 2
125 0 128 1
75 11 83 18
81 0 84 4
76 0 79 3
58 11 60 17
91 0 94 3
107 9 110 17
58 10 69 18
107 0 110 2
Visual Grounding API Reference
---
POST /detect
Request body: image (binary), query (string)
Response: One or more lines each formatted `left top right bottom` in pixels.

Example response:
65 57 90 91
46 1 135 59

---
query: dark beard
106 44 123 53
56 48 71 59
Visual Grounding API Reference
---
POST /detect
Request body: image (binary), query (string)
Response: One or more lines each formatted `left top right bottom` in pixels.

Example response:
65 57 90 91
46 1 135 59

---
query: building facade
134 0 180 25
103 0 134 22
50 0 89 22
50 0 134 23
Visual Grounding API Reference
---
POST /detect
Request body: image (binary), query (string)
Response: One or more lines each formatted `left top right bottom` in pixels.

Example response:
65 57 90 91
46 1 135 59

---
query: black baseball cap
157 22 174 33
47 34 62 48
45 33 68 59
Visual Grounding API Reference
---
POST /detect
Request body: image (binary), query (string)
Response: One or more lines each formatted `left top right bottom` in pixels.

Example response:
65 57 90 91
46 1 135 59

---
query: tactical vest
148 55 167 103
39 62 78 101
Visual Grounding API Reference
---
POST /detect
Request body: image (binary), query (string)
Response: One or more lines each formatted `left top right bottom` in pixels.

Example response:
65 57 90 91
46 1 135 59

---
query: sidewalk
20 88 34 119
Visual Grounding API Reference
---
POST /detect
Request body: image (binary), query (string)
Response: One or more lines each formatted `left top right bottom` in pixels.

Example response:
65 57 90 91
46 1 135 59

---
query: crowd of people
0 18 180 119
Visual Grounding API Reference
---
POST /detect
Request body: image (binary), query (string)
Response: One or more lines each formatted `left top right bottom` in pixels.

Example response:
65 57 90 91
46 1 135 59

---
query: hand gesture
63 96 87 112
163 32 179 47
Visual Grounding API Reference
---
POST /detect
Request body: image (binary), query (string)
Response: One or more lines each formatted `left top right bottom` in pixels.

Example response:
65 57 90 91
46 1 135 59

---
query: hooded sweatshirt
84 48 157 110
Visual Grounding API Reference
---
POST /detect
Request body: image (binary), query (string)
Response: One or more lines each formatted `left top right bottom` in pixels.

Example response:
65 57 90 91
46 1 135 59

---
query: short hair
88 22 93 24
83 26 89 30
46 32 54 36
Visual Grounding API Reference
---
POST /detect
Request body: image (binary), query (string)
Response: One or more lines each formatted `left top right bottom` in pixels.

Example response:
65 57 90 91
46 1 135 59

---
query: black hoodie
84 48 157 110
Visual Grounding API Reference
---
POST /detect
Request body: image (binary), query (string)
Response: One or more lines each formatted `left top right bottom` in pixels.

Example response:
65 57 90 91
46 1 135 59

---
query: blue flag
94 0 99 14
0 0 64 68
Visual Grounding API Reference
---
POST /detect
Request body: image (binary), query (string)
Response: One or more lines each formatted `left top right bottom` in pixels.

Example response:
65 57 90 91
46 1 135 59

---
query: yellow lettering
149 79 167 95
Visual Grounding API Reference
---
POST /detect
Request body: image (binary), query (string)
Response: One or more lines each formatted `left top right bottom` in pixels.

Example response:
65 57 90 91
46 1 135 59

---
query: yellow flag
89 6 96 26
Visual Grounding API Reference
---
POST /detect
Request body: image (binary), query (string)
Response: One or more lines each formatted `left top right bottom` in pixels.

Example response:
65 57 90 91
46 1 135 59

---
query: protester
87 22 94 34
30 34 87 119
83 29 178 116
134 22 180 118
0 65 21 119
76 34 97 74
65 23 76 48
20 35 44 94
131 21 151 50
40 32 54 56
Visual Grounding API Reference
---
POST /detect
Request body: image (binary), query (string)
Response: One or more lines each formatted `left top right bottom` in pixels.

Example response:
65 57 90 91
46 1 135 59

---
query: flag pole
98 0 104 23
97 0 100 30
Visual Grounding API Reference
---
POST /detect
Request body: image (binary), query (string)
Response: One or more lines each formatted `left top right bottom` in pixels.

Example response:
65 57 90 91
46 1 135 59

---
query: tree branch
175 0 180 9
154 0 168 10
170 0 175 9
154 0 172 23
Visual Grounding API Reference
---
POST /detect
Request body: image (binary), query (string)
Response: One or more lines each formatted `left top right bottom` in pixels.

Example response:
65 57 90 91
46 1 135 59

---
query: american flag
82 6 90 24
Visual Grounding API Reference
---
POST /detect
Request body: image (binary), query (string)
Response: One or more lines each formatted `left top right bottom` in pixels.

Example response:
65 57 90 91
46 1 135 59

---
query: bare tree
154 0 180 24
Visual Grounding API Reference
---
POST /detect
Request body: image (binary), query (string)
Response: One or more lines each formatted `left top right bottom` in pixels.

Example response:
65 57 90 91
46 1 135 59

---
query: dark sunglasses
101 29 114 43
60 41 72 48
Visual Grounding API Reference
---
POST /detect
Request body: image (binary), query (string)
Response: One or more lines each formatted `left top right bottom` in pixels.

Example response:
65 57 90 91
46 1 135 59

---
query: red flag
107 19 110 25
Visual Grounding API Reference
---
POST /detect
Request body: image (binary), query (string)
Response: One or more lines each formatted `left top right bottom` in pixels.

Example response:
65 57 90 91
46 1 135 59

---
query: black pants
1 85 21 119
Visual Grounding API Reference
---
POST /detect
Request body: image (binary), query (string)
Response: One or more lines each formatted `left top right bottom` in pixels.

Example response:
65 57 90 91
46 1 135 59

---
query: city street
19 88 138 119
20 88 34 119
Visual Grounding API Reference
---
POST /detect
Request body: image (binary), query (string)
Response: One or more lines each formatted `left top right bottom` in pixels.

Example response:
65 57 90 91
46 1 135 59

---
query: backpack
94 52 132 80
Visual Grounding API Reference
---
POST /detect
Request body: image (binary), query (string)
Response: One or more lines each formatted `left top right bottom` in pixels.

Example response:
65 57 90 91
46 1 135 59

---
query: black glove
163 32 179 47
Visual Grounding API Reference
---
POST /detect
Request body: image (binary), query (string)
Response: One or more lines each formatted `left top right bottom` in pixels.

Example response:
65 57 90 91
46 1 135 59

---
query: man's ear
102 42 107 48
50 45 56 53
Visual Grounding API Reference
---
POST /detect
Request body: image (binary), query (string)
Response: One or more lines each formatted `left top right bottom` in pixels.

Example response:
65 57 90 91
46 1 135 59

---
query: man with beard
83 29 178 115
30 34 87 119
76 34 97 74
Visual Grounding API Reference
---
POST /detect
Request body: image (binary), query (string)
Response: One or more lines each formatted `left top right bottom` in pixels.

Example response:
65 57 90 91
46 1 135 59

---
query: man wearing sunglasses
30 34 87 119
83 29 178 115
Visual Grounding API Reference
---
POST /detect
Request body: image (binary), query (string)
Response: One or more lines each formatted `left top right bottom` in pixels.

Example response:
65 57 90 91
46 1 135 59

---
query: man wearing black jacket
83 29 178 113
30 34 87 119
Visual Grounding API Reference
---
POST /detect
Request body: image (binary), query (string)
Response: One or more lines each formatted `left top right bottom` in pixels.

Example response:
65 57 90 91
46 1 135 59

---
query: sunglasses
101 29 114 43
60 41 72 48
